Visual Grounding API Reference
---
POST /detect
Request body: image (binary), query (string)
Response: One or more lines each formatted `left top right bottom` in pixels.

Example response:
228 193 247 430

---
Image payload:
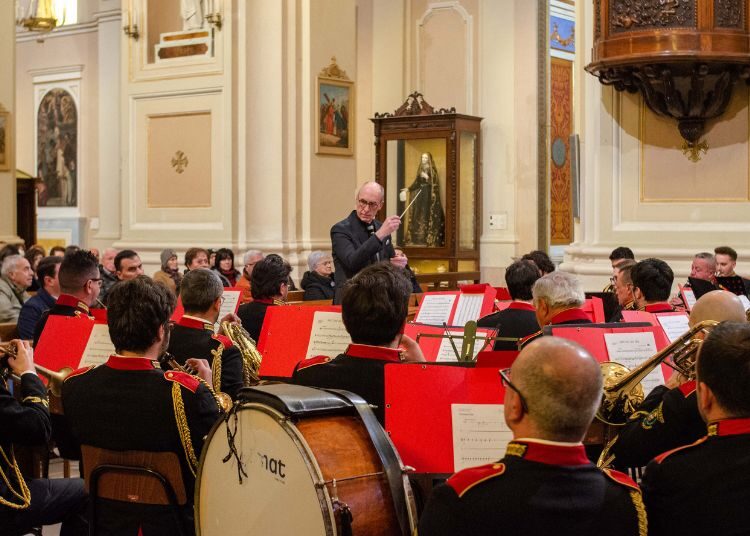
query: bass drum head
196 405 333 536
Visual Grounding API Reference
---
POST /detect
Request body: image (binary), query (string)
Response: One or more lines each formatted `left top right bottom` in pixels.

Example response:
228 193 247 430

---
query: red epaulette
602 468 641 492
164 370 200 393
63 365 95 382
211 333 234 348
296 355 333 371
653 436 707 464
678 379 697 397
446 462 506 498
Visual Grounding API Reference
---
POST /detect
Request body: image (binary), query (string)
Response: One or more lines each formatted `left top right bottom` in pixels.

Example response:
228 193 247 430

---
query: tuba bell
221 321 263 387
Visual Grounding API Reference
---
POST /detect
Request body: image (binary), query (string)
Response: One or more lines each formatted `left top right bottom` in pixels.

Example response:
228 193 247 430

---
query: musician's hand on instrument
666 371 689 389
399 334 426 363
219 313 241 333
186 358 213 384
9 340 35 376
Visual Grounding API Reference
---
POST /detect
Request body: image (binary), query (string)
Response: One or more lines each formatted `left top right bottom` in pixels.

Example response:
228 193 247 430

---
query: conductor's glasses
357 199 381 210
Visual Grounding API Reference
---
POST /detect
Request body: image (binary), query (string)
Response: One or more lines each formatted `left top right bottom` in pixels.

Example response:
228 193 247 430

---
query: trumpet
1 342 72 397
158 352 233 413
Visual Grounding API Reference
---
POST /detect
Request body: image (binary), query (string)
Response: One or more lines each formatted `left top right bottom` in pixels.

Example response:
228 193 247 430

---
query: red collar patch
178 316 214 331
105 355 158 371
644 303 674 313
345 343 402 363
446 462 506 498
253 298 275 305
678 379 697 397
550 308 590 325
57 294 90 314
708 418 750 437
508 302 535 312
505 440 589 466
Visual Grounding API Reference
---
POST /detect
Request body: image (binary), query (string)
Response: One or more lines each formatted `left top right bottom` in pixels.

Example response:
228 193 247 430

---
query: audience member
301 251 335 301
393 248 421 294
153 248 182 295
0 244 21 264
630 258 674 312
24 245 46 291
184 247 210 273
17 256 62 339
49 246 66 257
114 249 144 282
98 247 118 302
237 250 264 302
0 255 32 323
237 254 291 342
521 250 555 276
213 248 240 287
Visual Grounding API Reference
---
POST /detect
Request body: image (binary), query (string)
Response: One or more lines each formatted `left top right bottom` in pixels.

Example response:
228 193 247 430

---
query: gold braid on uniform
629 490 647 536
0 446 31 509
211 344 224 395
171 382 200 477
21 396 48 408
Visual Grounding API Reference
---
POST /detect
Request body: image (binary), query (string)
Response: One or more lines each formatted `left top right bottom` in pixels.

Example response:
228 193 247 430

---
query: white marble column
0 2 20 244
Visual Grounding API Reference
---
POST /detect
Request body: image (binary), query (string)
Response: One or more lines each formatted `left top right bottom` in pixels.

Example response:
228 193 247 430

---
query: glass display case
372 92 482 277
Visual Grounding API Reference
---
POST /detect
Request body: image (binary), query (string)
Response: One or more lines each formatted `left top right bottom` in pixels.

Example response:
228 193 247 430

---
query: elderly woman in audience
0 255 33 323
153 248 183 295
214 248 241 287
301 251 335 300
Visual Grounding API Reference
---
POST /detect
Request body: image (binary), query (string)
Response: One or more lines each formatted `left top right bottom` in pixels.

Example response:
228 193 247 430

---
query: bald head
511 337 603 442
354 181 385 224
690 290 747 327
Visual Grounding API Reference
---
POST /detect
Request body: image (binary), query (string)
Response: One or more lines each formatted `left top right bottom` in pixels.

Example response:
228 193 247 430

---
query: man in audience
478 260 540 350
642 321 750 535
0 255 32 322
98 247 118 302
236 250 264 302
608 259 637 322
184 247 210 273
609 246 635 268
520 271 591 348
609 290 747 471
237 254 291 342
293 263 424 424
0 340 88 535
418 337 645 536
630 258 674 313
521 250 555 276
114 249 145 282
62 276 220 534
17 256 62 339
49 246 66 257
168 269 244 400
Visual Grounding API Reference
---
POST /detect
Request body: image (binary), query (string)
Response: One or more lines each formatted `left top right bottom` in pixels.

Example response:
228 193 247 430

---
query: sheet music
80 324 115 367
681 288 697 311
305 311 351 358
453 293 484 326
414 294 456 325
213 290 242 331
604 332 664 394
656 314 690 343
451 404 512 472
436 331 486 362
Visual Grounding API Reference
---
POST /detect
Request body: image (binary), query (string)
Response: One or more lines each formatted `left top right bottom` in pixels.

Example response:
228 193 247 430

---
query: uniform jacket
167 315 244 400
17 287 56 340
519 307 592 349
642 418 750 536
0 276 29 323
331 210 396 304
237 299 275 343
32 294 93 347
292 343 402 425
418 439 646 536
477 302 540 351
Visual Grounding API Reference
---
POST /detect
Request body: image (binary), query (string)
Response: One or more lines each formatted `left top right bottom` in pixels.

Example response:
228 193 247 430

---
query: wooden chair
0 322 19 341
81 446 190 536
286 290 305 302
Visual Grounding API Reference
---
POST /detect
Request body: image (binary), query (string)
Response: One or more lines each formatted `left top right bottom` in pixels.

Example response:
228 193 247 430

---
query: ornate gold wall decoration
171 150 188 174
681 140 709 162
318 57 349 81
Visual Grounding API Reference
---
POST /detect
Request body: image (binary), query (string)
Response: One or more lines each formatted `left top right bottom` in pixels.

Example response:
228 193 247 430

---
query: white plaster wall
0 1 19 243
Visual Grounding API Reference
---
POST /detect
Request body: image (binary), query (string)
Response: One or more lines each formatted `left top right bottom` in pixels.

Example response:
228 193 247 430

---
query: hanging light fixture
16 0 62 33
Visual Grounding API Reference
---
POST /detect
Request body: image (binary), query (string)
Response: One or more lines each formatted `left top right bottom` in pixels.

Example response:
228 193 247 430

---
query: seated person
521 250 555 276
631 258 674 313
184 247 209 274
213 248 241 287
520 271 590 348
153 249 182 295
642 321 750 536
418 337 645 536
167 269 244 400
17 256 62 339
669 252 715 310
62 276 220 535
477 260 540 350
608 259 636 322
393 248 421 294
301 251 335 301
609 290 747 470
0 254 33 323
293 263 424 424
98 247 119 303
114 249 144 282
236 250 264 303
237 254 291 342
0 340 88 535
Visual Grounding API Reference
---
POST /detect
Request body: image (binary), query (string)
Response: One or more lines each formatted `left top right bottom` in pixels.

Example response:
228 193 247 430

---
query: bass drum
196 384 417 536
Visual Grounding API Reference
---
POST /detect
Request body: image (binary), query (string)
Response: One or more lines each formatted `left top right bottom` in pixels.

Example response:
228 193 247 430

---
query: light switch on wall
489 213 507 230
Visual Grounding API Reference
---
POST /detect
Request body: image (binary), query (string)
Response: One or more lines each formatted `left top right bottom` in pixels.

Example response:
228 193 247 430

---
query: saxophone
220 321 263 386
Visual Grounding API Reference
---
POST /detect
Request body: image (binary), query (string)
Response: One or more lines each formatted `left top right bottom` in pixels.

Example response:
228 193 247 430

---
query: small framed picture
0 109 10 171
316 76 354 156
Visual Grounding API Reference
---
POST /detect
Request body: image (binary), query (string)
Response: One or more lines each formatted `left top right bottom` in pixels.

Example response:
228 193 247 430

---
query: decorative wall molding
16 9 121 43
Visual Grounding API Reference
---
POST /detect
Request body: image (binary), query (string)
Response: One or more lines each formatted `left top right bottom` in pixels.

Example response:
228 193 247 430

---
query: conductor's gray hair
308 251 332 272
243 250 264 265
1 255 25 279
532 271 585 309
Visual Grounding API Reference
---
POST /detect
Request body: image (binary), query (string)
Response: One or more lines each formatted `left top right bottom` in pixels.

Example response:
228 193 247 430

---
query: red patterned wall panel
550 57 573 245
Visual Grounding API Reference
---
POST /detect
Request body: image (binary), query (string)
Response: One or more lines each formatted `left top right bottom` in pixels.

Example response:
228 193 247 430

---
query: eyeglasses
609 276 616 284
499 368 529 413
88 278 103 287
357 198 381 210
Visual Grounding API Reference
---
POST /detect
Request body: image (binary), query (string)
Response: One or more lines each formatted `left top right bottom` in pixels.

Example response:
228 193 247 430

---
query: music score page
603 332 663 394
453 293 484 326
414 294 456 325
80 324 116 367
656 314 690 343
451 404 512 472
305 311 351 358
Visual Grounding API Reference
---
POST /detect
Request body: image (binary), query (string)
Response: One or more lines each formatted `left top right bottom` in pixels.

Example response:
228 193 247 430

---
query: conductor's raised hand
375 215 401 241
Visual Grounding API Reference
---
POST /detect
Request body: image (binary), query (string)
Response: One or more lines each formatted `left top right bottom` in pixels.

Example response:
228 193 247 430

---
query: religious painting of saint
401 152 445 247
317 78 354 156
36 88 78 207
0 109 9 171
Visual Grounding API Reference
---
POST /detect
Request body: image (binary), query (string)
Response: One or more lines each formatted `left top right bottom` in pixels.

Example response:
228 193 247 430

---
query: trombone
0 342 73 397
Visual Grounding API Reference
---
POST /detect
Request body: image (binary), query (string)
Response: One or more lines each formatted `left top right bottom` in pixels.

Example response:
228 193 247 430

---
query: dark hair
521 250 555 275
64 245 80 256
251 254 292 299
181 269 223 312
25 246 46 265
50 246 66 256
37 256 62 289
698 322 750 417
614 259 637 284
609 247 635 262
630 258 674 302
505 260 540 301
59 250 100 294
107 276 176 354
185 247 209 268
714 246 738 262
341 263 411 345
213 248 235 271
114 250 140 272
0 244 20 264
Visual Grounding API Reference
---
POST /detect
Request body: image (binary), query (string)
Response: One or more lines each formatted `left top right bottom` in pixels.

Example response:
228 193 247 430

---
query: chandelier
16 0 62 33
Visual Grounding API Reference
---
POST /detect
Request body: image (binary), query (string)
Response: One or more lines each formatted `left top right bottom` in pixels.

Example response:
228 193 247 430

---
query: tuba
221 321 263 387
596 320 718 426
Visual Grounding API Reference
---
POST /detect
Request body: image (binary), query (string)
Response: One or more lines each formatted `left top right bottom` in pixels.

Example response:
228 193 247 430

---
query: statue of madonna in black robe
404 152 445 247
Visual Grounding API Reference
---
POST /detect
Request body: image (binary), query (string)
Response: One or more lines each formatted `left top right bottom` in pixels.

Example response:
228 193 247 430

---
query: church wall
0 0 19 244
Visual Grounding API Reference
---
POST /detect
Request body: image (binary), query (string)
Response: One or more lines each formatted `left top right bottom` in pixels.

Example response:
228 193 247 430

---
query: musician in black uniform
237 254 292 342
62 276 221 536
0 340 88 535
330 181 401 304
167 268 244 400
642 321 750 536
630 258 675 313
418 337 646 536
609 290 747 470
32 249 101 346
608 259 637 322
477 260 540 350
519 271 592 349
292 263 425 425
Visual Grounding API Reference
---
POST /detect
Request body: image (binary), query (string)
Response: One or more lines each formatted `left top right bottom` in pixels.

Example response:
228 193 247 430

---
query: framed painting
316 65 354 156
0 109 10 171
